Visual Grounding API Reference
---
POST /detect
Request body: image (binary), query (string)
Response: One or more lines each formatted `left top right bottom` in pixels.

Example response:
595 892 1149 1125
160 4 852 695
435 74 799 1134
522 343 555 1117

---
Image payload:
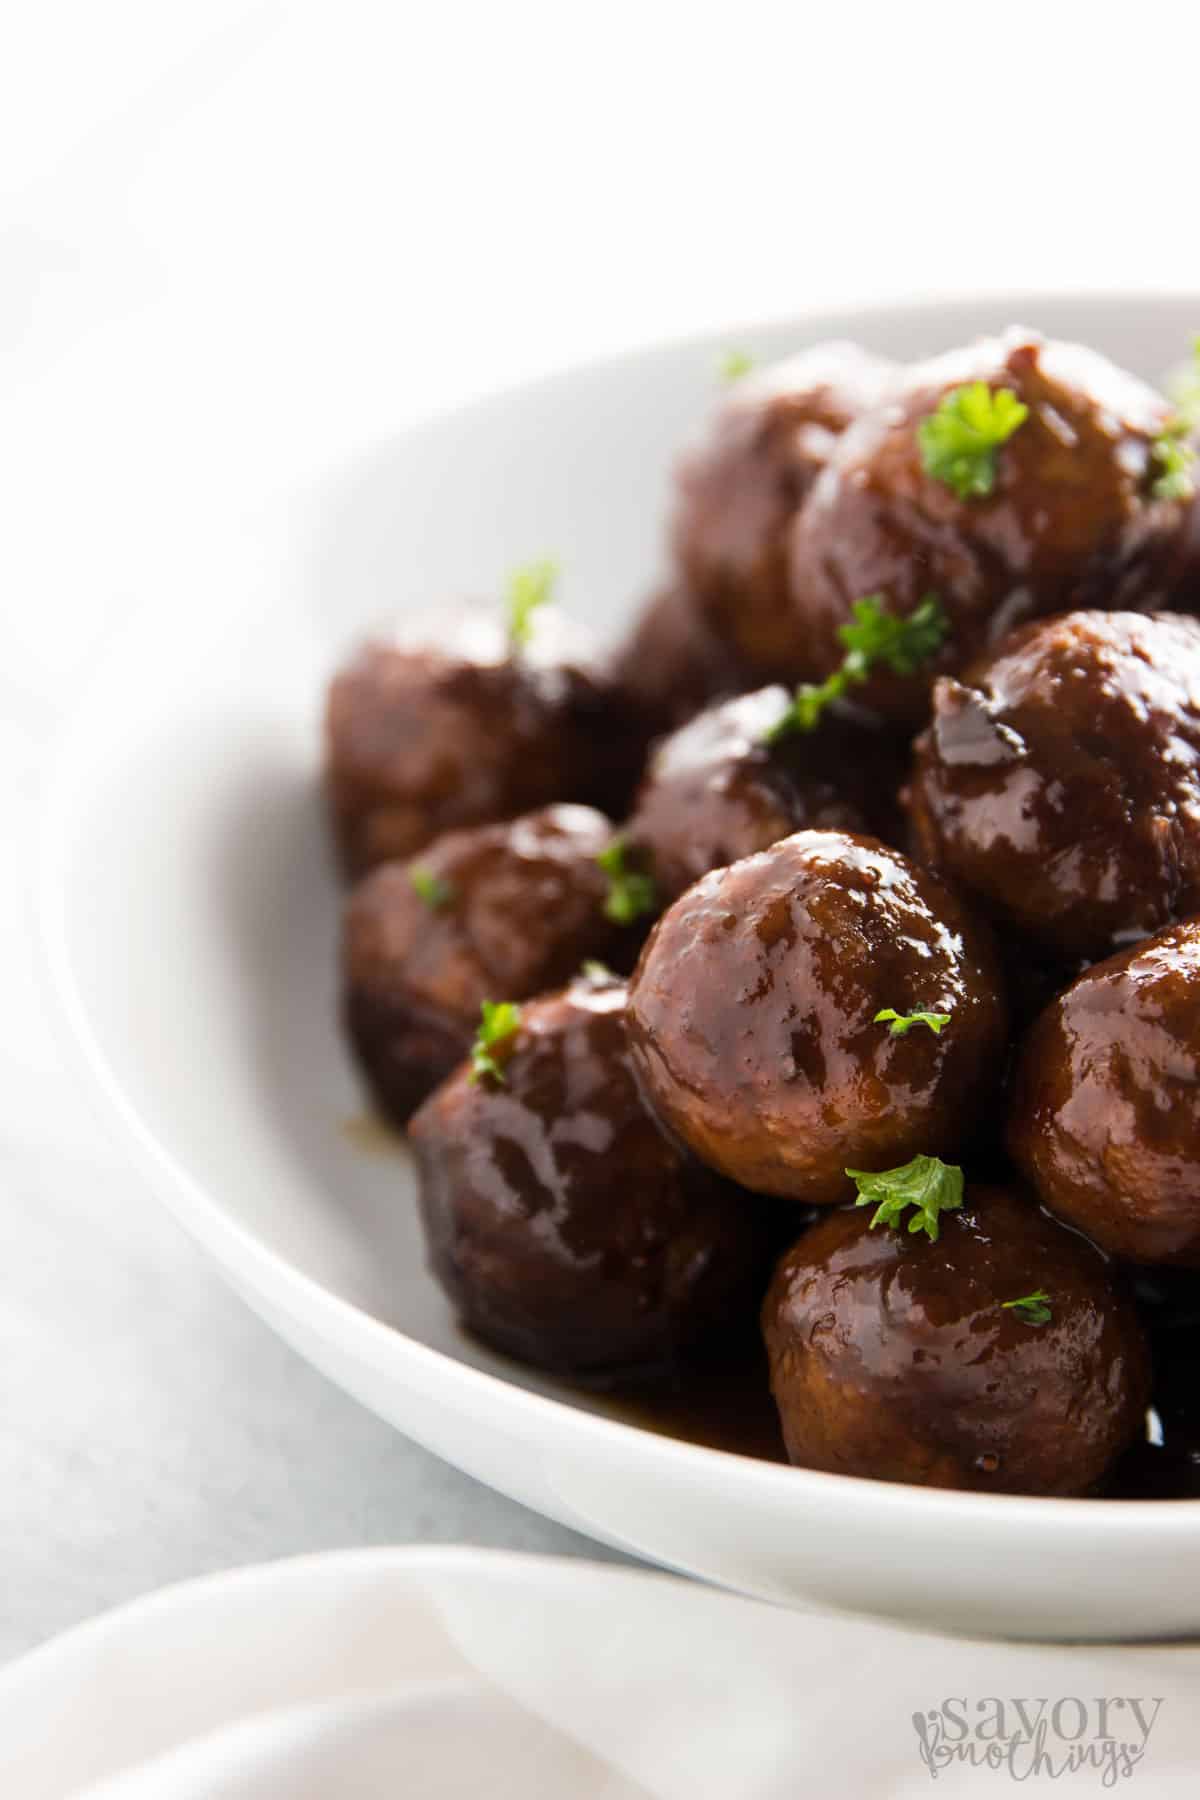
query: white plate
4 1546 1199 1799
41 292 1200 1642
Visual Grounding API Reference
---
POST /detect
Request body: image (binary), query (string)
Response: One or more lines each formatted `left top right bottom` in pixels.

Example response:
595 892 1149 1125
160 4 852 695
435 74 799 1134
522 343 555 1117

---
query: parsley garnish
1165 334 1200 431
765 593 948 740
469 1000 522 1085
718 348 755 382
918 382 1029 499
596 838 658 926
409 866 456 912
1002 1289 1052 1327
874 1007 951 1037
847 1155 964 1242
580 958 618 983
506 559 559 652
1150 420 1196 501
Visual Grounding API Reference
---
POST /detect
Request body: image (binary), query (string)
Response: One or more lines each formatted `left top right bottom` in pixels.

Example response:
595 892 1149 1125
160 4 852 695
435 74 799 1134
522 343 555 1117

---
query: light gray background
1 1090 621 1663
4 0 1194 1663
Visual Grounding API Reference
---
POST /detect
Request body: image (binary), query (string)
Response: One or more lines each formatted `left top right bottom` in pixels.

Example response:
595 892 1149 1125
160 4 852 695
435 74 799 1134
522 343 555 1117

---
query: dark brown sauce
1109 1272 1200 1499
453 1320 787 1463
1106 1443 1200 1501
1108 1315 1200 1498
599 1355 788 1464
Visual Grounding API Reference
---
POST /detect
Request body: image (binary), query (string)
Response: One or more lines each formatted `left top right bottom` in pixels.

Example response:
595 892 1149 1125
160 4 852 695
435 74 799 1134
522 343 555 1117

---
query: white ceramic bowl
42 293 1200 1641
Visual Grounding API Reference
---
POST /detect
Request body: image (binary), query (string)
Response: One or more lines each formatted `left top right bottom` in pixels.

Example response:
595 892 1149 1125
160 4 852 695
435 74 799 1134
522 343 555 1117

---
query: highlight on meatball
673 342 896 677
342 805 621 1125
762 1182 1150 1495
788 330 1193 723
325 585 642 878
1009 920 1200 1267
409 976 771 1376
908 610 1200 961
626 830 1007 1202
624 686 886 906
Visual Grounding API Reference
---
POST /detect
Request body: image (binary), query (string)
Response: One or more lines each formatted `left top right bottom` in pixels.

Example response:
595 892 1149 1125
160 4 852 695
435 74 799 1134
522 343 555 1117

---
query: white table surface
3 0 1198 1661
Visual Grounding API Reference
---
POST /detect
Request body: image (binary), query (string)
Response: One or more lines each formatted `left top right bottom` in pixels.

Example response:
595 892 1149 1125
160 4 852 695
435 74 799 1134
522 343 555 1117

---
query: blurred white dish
41 293 1200 1641
3 1547 1199 1798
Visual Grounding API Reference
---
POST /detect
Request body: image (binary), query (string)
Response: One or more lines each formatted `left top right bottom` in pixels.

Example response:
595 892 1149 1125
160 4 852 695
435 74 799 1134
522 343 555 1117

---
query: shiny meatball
673 343 896 677
762 1188 1150 1495
627 831 1006 1202
789 331 1191 723
326 609 640 878
409 977 770 1376
343 805 619 1125
908 611 1200 960
1009 921 1200 1267
625 686 885 905
609 585 739 736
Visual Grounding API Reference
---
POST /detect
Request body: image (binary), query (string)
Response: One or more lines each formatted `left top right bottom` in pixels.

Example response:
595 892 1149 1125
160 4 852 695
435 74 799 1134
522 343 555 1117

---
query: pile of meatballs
325 326 1200 1501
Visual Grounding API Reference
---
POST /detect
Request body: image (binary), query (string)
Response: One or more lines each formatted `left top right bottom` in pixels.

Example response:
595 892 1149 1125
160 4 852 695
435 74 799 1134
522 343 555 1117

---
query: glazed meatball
1009 921 1200 1267
908 611 1200 960
343 805 619 1125
608 585 739 736
789 331 1192 723
673 343 896 677
762 1188 1150 1495
409 977 770 1376
627 831 1006 1202
326 609 640 878
624 686 895 905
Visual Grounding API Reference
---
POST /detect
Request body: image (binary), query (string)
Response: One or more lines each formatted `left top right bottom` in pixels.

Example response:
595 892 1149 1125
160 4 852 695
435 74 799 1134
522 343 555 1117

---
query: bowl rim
39 286 1200 1539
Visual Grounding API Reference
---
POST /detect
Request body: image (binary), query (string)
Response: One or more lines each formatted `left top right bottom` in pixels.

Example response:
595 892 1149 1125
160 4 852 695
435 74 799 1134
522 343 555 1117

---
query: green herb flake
841 592 947 677
918 382 1029 500
874 1007 952 1038
1150 421 1196 502
506 558 559 652
409 866 456 912
596 837 658 926
579 958 618 983
765 593 948 741
718 348 755 382
847 1155 965 1243
469 1000 522 1086
1002 1289 1052 1327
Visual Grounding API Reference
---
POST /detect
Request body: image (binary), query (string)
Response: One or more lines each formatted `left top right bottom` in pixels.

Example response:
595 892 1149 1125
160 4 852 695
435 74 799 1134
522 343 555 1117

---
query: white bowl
42 292 1200 1642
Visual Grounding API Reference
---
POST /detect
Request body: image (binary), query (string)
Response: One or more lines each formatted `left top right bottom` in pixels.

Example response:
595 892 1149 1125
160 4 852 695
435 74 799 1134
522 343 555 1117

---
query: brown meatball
343 805 619 1125
626 830 1006 1202
673 343 896 677
625 686 878 906
1009 921 1200 1268
326 610 640 878
608 585 740 736
762 1188 1150 1495
908 611 1200 960
409 977 770 1376
789 331 1191 723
